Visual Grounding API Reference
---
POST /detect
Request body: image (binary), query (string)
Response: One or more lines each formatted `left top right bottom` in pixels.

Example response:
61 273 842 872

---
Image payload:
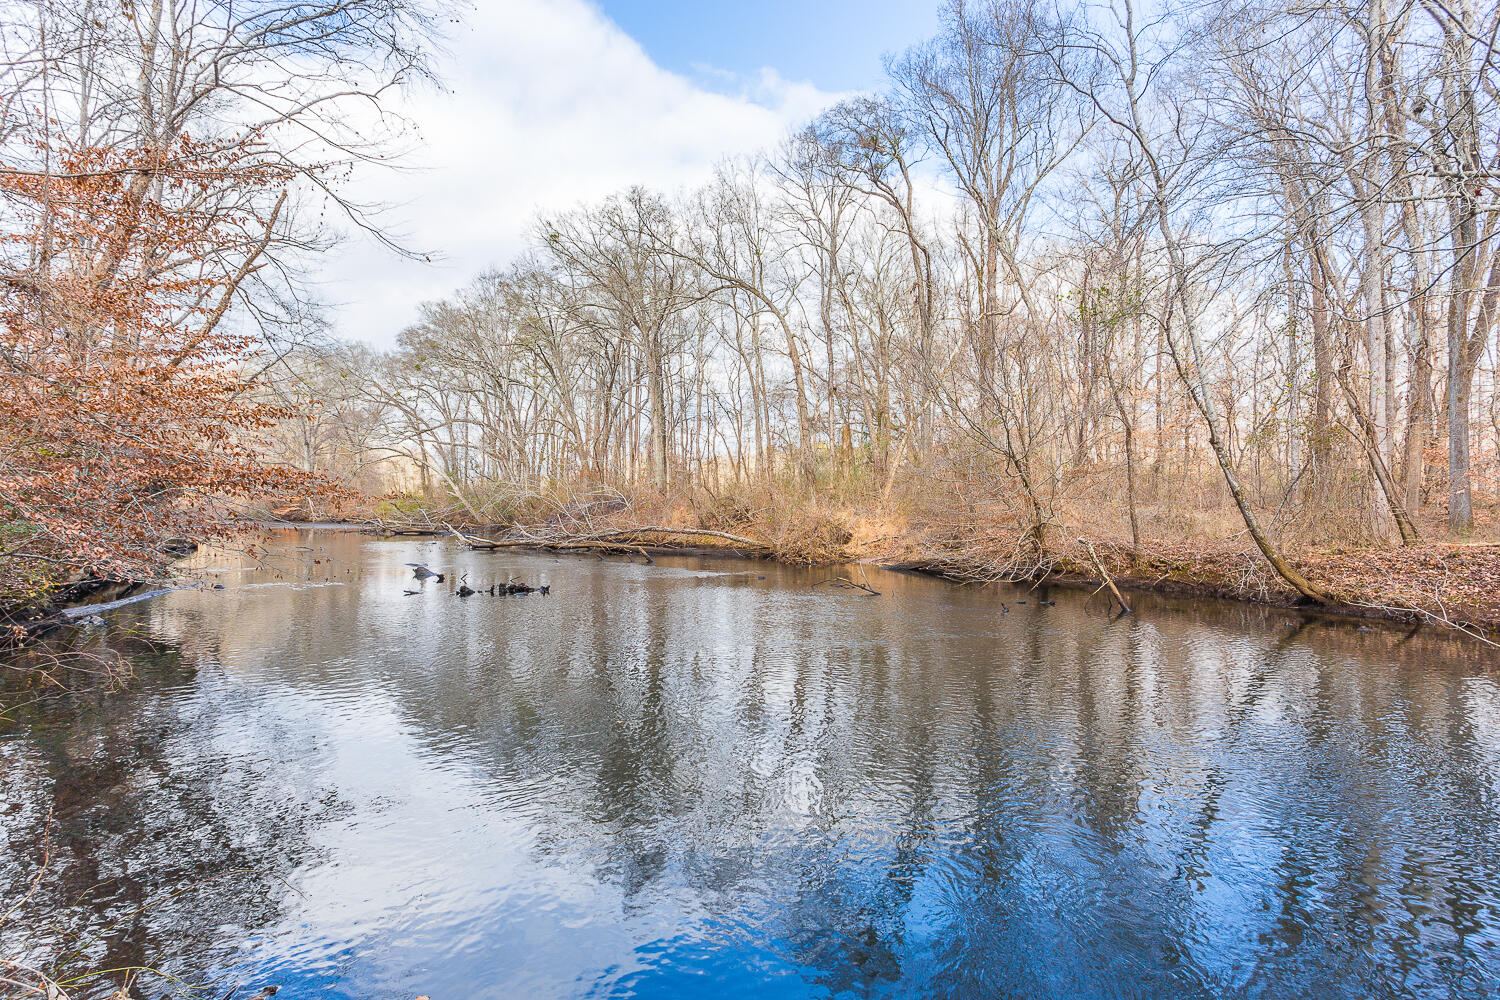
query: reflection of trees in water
0 635 337 998
345 568 1500 996
8 540 1500 998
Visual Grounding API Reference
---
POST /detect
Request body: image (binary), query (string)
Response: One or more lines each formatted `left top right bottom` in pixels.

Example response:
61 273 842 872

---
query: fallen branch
815 576 880 596
445 522 768 560
59 585 200 619
446 523 655 562
446 524 497 548
539 539 655 563
1344 595 1499 649
580 526 769 548
1078 538 1131 614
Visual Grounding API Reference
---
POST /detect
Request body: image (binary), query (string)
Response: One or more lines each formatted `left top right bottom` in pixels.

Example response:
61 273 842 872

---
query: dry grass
368 455 1500 636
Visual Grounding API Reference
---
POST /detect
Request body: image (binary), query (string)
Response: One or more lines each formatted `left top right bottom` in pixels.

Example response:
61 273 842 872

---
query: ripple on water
2 533 1499 999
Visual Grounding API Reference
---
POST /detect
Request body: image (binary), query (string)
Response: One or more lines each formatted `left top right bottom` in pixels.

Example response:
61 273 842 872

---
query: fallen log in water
444 524 652 562
445 524 508 548
444 523 771 561
582 526 768 548
59 584 200 618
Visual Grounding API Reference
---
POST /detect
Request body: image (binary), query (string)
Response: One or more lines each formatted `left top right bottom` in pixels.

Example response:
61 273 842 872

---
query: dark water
3 530 1500 999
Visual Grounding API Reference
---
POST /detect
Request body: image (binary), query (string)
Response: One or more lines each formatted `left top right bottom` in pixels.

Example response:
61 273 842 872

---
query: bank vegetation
265 0 1500 632
4 0 1500 636
0 0 440 637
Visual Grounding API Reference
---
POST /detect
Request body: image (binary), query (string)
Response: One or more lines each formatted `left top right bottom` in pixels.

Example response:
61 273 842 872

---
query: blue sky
595 0 939 92
322 0 942 346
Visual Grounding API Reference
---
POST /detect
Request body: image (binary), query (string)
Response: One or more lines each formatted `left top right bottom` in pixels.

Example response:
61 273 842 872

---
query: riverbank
418 498 1500 640
6 528 1494 999
886 535 1500 636
10 503 1499 653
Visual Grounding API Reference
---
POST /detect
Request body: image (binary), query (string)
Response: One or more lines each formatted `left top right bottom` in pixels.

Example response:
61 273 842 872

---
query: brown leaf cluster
0 129 338 603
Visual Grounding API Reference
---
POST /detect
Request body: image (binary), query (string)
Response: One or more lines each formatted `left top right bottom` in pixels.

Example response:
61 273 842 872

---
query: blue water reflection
2 530 1498 999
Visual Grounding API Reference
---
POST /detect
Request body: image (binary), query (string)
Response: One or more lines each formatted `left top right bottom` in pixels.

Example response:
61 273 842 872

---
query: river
2 529 1498 999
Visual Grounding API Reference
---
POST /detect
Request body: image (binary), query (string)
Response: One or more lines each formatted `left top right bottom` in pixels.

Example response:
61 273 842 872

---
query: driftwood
1079 538 1131 615
367 516 448 537
541 540 655 563
815 578 880 596
582 526 767 548
445 523 769 562
814 563 881 596
60 584 199 619
445 523 654 562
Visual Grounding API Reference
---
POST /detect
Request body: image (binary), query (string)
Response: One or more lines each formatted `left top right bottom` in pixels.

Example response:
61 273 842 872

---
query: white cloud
315 0 847 347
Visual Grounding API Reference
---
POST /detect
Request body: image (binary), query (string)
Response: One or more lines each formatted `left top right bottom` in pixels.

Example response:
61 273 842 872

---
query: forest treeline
3 0 1500 621
269 0 1500 604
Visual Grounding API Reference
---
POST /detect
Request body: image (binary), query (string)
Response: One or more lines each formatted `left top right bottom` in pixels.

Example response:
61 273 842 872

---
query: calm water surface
3 530 1500 999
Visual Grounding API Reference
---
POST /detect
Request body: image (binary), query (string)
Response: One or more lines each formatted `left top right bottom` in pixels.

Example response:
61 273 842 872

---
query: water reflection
2 530 1499 999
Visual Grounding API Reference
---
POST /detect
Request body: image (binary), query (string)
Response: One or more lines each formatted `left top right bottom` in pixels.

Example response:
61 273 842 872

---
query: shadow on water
2 528 1500 998
1 636 337 997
